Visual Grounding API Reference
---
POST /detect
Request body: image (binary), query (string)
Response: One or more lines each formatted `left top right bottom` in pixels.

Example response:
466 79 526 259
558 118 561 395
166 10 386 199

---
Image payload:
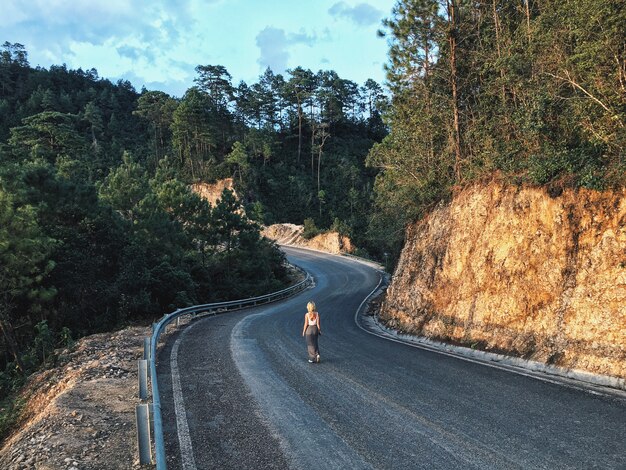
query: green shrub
330 217 351 237
302 218 320 239
0 394 26 443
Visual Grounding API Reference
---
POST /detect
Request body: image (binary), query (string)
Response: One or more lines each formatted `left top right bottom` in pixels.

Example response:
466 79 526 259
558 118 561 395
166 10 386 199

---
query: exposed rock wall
381 183 626 379
191 178 236 207
262 223 353 254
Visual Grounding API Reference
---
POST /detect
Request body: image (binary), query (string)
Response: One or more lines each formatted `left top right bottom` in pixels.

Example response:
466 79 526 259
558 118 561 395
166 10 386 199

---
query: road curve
157 246 626 469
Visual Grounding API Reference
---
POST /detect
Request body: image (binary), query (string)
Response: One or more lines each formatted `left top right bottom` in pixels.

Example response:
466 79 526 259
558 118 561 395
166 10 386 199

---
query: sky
3 0 397 97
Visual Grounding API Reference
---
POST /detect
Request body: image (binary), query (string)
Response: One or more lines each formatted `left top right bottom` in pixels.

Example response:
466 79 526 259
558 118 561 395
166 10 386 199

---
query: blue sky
4 0 396 97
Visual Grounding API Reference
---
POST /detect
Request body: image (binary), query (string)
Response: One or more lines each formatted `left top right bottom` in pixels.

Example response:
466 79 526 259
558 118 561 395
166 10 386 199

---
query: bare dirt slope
190 178 236 207
262 223 353 254
381 183 626 380
0 327 150 470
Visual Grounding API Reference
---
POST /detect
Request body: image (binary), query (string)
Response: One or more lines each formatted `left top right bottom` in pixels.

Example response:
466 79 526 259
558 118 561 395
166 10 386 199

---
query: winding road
157 246 626 469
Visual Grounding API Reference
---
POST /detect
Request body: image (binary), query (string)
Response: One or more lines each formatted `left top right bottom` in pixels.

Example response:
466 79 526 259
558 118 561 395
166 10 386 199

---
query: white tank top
308 313 317 325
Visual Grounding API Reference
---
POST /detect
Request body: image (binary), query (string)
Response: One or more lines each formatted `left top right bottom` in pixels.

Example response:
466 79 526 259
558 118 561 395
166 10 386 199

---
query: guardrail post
138 360 148 400
144 337 151 380
136 403 152 465
143 337 151 360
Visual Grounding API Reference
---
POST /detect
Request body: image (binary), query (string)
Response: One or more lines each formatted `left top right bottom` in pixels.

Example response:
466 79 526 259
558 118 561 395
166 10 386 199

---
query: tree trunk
153 125 158 157
317 146 322 195
423 19 431 80
311 122 316 178
297 95 303 164
492 0 507 101
159 122 165 157
0 315 25 372
423 19 434 165
448 0 462 182
316 127 329 195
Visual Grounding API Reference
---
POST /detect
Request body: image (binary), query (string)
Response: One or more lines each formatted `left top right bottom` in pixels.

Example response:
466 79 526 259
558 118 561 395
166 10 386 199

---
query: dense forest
0 40 387 410
1 0 625 434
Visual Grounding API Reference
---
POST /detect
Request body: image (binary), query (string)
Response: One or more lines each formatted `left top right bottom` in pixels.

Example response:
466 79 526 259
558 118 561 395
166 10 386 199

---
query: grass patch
0 393 27 444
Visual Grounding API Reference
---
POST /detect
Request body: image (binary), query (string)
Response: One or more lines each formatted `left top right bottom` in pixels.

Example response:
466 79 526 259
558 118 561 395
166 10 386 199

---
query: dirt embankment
0 327 150 470
381 183 626 380
262 223 353 254
190 178 237 207
190 180 353 255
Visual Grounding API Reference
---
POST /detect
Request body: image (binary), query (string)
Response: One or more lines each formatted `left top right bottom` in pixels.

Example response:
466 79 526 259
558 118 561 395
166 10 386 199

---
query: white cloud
3 0 204 53
67 37 189 85
255 27 319 73
328 2 383 26
1 0 213 95
256 27 290 73
2 0 134 32
0 2 29 27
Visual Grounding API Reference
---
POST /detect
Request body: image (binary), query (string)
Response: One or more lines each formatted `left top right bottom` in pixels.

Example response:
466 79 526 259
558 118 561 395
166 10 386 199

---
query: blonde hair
307 301 316 313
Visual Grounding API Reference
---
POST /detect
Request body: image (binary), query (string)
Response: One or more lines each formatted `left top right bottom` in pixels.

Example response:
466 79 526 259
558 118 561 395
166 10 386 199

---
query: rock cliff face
262 223 353 254
381 183 626 380
191 178 237 207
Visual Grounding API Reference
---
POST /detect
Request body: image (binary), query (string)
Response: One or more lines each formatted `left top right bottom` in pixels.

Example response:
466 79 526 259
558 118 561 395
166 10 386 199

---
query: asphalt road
157 246 626 469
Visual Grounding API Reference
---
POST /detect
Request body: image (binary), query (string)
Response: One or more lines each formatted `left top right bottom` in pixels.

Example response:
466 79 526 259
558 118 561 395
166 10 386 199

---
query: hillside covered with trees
369 0 625 258
0 40 387 421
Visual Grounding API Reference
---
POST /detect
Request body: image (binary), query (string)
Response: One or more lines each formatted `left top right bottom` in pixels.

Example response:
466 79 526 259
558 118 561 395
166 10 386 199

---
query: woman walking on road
302 301 321 363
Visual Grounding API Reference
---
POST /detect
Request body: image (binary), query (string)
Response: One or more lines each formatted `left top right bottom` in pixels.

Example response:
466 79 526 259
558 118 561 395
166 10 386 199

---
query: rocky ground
0 326 155 470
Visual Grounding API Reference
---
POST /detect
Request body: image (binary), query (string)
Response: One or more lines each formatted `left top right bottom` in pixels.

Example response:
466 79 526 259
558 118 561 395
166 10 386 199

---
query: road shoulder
156 309 290 470
358 301 626 400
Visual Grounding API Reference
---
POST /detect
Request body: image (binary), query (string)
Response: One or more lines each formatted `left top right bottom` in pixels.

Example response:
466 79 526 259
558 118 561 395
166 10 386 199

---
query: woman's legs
305 326 319 361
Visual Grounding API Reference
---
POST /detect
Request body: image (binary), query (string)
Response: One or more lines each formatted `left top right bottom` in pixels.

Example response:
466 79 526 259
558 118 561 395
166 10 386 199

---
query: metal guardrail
139 269 313 469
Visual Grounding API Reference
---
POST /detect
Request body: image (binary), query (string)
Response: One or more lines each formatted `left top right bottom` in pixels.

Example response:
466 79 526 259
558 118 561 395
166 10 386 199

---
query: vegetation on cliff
368 0 626 260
